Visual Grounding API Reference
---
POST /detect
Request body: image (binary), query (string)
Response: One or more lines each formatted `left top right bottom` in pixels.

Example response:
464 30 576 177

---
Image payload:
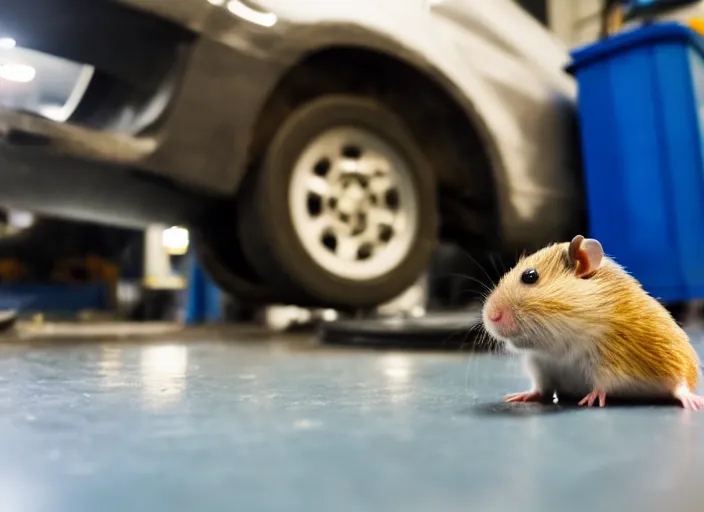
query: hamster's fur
482 235 703 409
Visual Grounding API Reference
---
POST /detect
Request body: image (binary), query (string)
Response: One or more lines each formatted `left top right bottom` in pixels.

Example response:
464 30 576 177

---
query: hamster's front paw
505 390 543 403
673 388 704 410
578 388 607 408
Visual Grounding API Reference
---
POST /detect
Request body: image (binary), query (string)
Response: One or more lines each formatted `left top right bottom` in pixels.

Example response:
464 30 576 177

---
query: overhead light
7 210 34 230
0 38 15 50
321 309 338 322
0 63 35 83
226 0 277 27
162 226 190 256
207 0 225 5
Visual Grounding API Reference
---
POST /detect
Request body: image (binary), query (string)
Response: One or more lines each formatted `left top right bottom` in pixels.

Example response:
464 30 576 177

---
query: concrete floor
0 325 703 512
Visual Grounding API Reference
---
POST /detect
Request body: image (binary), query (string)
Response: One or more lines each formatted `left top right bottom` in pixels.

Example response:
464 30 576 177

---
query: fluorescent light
207 0 225 4
7 211 34 230
162 226 189 255
321 309 338 322
0 38 15 50
226 0 277 27
0 63 35 83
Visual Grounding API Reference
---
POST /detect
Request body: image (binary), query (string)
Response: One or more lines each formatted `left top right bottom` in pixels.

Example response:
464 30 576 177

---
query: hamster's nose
486 306 514 330
488 309 503 322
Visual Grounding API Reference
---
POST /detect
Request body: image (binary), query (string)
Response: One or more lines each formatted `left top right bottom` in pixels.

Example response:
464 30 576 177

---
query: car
0 0 582 310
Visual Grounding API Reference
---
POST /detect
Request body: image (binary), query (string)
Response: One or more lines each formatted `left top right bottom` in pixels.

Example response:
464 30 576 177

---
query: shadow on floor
465 396 685 417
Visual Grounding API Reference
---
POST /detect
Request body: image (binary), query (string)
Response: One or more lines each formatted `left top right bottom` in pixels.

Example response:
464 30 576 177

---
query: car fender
134 0 582 248
262 0 582 247
253 0 583 248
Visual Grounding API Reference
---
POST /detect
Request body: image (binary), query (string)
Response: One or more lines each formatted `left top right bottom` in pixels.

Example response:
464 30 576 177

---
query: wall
547 0 603 47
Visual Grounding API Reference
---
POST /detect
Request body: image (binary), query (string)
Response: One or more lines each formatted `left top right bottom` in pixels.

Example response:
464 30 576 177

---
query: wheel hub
337 182 366 215
288 127 418 281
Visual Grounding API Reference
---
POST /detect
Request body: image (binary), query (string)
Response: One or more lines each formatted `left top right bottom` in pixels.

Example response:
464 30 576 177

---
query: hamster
482 234 704 409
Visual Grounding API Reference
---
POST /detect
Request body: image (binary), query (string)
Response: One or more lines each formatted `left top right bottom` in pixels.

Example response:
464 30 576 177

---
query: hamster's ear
568 235 603 278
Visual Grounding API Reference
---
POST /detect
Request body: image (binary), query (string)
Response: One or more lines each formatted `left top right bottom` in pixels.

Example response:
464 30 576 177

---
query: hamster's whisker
476 329 490 350
476 325 505 356
488 336 501 356
453 289 491 303
487 253 500 277
445 273 494 294
466 314 484 328
451 321 481 351
469 253 497 285
487 252 509 281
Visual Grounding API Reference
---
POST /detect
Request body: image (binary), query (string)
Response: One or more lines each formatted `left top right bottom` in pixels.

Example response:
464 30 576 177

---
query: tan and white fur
482 235 704 409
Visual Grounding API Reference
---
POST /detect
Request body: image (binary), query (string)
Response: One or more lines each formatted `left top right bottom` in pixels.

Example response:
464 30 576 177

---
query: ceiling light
226 0 277 27
0 38 16 50
0 63 35 83
162 226 190 256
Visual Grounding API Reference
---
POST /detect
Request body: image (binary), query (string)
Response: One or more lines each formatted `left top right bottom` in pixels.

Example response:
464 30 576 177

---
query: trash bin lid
566 21 704 74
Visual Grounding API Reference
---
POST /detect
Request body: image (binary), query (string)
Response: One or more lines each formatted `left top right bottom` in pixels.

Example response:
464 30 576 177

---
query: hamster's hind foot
578 389 606 408
505 390 542 403
674 387 704 410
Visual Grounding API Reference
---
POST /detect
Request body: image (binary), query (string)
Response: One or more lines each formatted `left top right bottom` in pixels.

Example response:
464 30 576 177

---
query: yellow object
606 5 625 35
52 255 120 310
0 259 27 282
689 18 704 36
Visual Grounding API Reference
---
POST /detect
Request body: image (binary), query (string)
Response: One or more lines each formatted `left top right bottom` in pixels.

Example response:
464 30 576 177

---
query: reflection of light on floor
0 473 44 511
293 419 322 430
382 354 411 381
98 346 124 389
140 345 188 409
380 354 413 404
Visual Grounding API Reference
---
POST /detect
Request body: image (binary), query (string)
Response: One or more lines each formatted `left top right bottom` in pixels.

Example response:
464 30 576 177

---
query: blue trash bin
567 22 704 302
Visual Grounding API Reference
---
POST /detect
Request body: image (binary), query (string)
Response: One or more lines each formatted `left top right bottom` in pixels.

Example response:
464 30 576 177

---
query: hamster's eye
521 269 539 285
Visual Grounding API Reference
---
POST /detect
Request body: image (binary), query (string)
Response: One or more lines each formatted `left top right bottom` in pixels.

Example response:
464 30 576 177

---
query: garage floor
1 324 703 512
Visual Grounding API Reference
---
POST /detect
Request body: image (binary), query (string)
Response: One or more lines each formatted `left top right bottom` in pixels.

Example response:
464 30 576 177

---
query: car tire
237 95 438 309
192 204 283 304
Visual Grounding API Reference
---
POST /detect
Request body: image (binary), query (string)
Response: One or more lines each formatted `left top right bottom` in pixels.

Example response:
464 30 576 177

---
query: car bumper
0 109 207 227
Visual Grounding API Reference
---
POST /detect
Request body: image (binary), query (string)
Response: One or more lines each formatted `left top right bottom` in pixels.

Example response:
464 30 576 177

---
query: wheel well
247 47 499 245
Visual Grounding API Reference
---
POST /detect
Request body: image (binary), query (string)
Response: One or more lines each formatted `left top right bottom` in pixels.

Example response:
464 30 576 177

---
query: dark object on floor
0 284 110 314
129 289 179 322
0 310 17 332
318 310 481 350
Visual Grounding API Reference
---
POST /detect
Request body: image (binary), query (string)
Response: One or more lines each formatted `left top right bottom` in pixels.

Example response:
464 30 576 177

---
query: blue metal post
184 248 222 324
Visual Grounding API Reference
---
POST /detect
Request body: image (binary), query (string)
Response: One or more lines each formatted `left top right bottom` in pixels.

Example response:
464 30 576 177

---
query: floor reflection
98 346 124 389
139 345 188 409
379 354 412 404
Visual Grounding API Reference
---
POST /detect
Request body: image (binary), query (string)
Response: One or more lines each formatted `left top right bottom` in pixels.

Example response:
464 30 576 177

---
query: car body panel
176 0 582 249
0 0 583 248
